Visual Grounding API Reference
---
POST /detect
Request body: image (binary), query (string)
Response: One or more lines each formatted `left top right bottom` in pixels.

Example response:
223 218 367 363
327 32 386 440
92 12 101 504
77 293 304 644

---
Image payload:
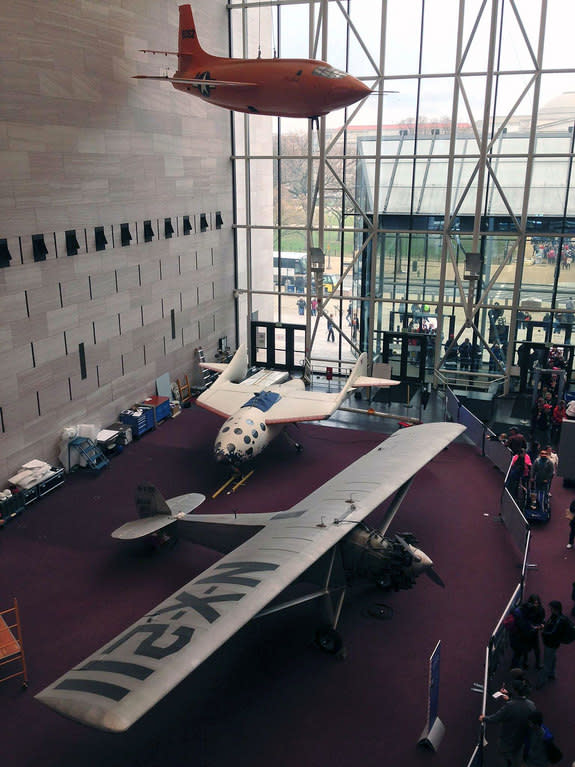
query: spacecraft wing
263 375 399 424
262 388 350 424
195 381 255 418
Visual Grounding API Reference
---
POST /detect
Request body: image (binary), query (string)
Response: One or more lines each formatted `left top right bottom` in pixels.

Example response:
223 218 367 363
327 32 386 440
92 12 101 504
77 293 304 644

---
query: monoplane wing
36 422 464 733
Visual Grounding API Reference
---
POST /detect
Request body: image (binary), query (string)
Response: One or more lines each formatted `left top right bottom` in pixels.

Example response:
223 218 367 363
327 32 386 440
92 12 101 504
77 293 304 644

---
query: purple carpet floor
0 405 571 766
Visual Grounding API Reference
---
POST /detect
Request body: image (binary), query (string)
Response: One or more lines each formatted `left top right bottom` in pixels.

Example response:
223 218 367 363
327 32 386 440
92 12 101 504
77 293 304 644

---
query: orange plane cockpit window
312 65 346 79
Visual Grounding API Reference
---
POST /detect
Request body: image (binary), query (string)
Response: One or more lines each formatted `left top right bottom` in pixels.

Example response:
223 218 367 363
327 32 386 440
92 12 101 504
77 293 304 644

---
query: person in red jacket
551 399 566 446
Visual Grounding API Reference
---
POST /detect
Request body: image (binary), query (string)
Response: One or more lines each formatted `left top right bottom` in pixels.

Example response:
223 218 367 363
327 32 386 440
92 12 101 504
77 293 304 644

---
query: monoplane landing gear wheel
376 573 393 591
363 603 394 621
283 427 303 453
314 626 345 658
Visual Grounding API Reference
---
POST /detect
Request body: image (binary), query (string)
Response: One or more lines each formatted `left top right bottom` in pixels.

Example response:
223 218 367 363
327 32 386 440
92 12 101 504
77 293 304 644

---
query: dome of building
538 91 575 130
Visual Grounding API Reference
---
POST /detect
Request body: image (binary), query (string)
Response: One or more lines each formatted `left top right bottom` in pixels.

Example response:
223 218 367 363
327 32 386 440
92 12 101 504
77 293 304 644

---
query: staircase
195 347 218 391
69 437 110 472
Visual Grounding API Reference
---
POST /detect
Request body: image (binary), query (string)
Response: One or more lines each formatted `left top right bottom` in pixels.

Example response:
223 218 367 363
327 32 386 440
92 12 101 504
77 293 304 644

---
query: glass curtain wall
230 0 575 388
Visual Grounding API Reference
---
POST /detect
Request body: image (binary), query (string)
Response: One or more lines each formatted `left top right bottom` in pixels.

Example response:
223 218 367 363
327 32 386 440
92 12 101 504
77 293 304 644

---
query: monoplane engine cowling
342 527 428 591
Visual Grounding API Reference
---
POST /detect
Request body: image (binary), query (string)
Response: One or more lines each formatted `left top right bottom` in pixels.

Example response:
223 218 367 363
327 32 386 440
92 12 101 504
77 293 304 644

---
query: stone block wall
0 0 238 479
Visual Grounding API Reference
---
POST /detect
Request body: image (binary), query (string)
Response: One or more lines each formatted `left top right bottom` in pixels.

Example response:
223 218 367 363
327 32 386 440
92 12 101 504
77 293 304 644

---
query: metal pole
504 0 547 392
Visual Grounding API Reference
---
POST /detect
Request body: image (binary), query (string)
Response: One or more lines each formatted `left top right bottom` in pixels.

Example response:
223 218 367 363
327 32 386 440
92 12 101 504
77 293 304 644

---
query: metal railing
442 384 533 766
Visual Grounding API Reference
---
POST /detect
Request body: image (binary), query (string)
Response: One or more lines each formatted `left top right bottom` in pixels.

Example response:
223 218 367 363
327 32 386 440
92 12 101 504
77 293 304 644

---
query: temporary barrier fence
439 386 533 766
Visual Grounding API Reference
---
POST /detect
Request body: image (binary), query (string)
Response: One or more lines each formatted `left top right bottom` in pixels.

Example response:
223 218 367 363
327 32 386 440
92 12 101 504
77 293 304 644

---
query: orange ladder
0 598 28 689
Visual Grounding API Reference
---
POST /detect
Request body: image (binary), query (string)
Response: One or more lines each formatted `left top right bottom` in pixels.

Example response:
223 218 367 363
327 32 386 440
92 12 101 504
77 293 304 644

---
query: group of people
531 236 575 269
479 670 556 766
442 336 507 372
443 336 475 370
517 344 567 395
504 427 557 513
297 296 319 316
324 304 359 344
505 594 573 681
531 395 567 449
485 370 575 764
480 594 574 766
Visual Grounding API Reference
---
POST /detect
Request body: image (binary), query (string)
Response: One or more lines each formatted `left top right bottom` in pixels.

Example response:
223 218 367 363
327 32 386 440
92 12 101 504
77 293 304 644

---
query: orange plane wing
133 75 258 87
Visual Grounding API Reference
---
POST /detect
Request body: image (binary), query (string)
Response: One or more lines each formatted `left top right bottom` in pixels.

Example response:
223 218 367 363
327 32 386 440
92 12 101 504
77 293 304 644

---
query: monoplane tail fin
135 482 172 517
113 489 206 540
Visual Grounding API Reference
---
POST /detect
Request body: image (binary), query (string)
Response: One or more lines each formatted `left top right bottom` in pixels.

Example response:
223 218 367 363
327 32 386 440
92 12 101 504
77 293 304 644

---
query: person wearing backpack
479 679 535 767
539 600 571 687
524 710 563 766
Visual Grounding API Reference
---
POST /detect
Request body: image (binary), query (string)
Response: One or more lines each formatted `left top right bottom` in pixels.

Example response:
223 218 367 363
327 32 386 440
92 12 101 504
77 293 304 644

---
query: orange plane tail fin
178 4 210 62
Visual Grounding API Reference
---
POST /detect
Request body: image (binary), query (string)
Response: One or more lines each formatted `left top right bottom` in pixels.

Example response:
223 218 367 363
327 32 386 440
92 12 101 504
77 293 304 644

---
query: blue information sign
428 640 441 726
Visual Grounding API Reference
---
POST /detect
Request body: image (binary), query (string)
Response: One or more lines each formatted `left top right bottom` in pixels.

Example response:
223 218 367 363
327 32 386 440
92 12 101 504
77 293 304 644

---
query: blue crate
154 399 171 422
120 409 154 438
140 406 156 430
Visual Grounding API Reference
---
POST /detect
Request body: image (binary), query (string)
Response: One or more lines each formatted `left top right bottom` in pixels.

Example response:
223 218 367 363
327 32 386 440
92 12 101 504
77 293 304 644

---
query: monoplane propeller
424 567 446 588
395 534 445 588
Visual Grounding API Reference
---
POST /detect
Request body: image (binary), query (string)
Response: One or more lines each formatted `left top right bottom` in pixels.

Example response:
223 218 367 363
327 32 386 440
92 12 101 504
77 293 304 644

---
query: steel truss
232 0 574 391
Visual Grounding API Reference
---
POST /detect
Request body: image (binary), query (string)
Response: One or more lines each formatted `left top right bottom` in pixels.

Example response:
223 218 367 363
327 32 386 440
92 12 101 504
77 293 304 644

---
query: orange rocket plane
134 4 372 119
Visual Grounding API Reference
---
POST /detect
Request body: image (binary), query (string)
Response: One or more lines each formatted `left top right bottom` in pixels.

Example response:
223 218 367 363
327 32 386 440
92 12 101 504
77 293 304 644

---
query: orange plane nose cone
333 77 371 110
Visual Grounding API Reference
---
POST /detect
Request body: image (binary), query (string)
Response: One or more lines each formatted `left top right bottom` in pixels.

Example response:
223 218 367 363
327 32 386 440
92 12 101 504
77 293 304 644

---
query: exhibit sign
418 640 445 752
